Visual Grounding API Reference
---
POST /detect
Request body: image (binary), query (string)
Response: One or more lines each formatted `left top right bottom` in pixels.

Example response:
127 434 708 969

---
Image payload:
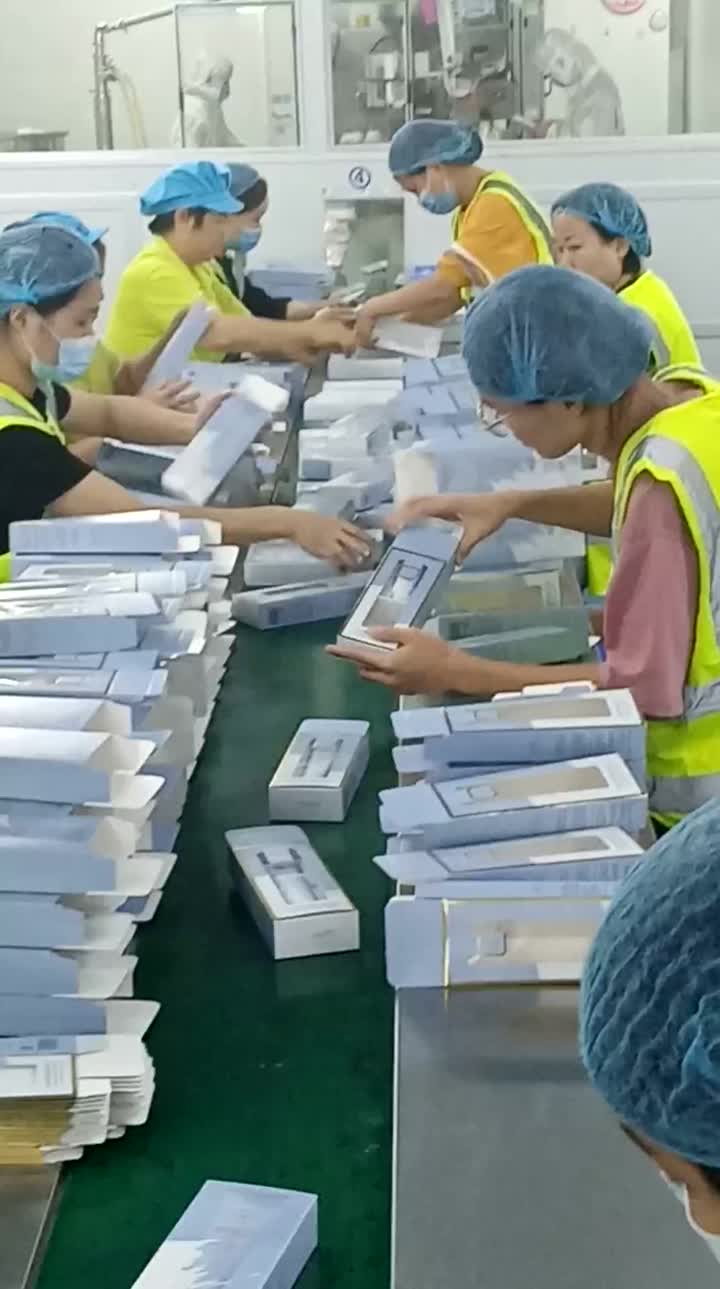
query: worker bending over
354 118 553 345
0 224 368 579
581 799 720 1268
331 266 720 831
105 162 355 368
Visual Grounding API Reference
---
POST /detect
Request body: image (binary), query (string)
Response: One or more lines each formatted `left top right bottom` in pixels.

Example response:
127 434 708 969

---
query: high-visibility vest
619 271 701 374
586 363 717 598
613 372 720 825
450 170 554 304
0 382 65 582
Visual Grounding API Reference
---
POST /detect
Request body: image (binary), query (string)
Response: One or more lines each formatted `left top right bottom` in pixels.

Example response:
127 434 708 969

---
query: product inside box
439 764 611 815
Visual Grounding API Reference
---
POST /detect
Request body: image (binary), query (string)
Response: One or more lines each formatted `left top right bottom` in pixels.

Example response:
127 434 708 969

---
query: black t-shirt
215 254 291 320
0 383 91 553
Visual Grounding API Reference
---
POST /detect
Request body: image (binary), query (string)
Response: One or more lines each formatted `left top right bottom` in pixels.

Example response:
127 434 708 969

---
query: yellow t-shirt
104 236 249 364
71 341 121 395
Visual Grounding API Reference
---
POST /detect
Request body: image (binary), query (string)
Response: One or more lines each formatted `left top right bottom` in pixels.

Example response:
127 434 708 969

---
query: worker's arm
328 627 602 697
62 389 196 447
354 272 462 346
49 471 371 565
392 481 614 562
200 312 355 365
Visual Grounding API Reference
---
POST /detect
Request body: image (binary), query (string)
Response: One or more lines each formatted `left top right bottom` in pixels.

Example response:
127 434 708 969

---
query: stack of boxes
0 510 236 1164
379 682 648 989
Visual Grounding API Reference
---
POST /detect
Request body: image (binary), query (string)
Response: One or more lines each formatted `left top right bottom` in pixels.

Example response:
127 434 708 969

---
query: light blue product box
0 727 161 808
0 1033 107 1056
226 825 359 959
130 1180 317 1289
0 947 90 996
313 464 393 512
0 835 161 896
0 996 111 1037
379 754 648 846
374 826 645 888
142 301 212 389
354 504 394 532
384 889 612 988
0 608 140 658
232 573 368 630
338 522 462 650
162 395 270 507
0 897 84 949
455 625 589 666
268 720 370 823
9 512 196 557
393 385 460 418
244 533 380 590
403 355 468 387
393 690 645 771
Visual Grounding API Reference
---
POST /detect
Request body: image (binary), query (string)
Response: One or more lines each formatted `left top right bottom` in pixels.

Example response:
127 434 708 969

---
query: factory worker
354 119 553 347
217 164 355 324
0 223 369 580
330 266 720 830
552 181 702 598
8 212 201 412
552 183 700 373
581 798 720 1267
536 30 624 139
171 53 240 149
104 162 356 368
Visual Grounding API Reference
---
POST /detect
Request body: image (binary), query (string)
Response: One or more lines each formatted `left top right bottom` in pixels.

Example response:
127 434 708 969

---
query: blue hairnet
140 161 241 217
22 211 108 247
389 119 483 177
552 182 652 259
228 163 262 209
581 798 720 1168
0 224 100 319
462 265 652 404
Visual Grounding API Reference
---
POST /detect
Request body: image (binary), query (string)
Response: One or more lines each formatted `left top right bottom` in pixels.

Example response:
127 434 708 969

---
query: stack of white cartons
0 510 237 1163
377 681 649 990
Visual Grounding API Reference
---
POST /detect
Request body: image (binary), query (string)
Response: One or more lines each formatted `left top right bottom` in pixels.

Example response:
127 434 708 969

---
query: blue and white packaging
130 1180 317 1289
392 687 645 775
141 302 212 390
0 998 158 1054
0 667 167 705
0 727 162 808
328 354 404 381
372 318 442 358
0 696 133 737
161 395 269 506
379 754 648 846
0 947 135 999
232 573 368 630
0 836 172 898
243 532 380 590
303 382 401 427
385 887 612 988
268 720 369 823
374 826 644 890
10 511 201 557
310 465 393 512
227 825 359 959
337 522 461 650
403 354 469 386
0 899 134 953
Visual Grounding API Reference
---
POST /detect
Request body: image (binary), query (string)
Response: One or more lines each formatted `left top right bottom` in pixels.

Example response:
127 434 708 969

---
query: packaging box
227 825 359 959
10 511 200 557
372 318 442 358
0 898 134 954
0 836 172 898
232 573 368 630
268 720 369 823
0 995 157 1040
403 354 469 386
385 888 611 988
379 754 647 847
303 383 400 427
0 667 167 705
392 687 645 770
374 826 644 890
0 696 132 737
0 727 162 808
141 302 212 390
161 394 271 506
243 532 380 590
439 563 583 617
328 354 404 381
337 522 461 651
0 600 145 657
130 1179 317 1289
310 466 393 513
0 947 135 999
15 566 189 597
439 623 590 667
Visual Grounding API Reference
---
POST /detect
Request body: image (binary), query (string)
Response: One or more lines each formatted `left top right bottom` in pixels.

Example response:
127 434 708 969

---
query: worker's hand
354 303 382 350
388 492 518 563
306 317 357 357
289 511 372 570
327 627 464 695
314 304 360 326
143 379 200 413
193 390 232 432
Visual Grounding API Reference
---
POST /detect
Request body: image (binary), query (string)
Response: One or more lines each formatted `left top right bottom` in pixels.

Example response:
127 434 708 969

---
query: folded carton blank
379 754 647 847
0 727 162 807
269 720 369 823
130 1180 317 1289
227 825 359 959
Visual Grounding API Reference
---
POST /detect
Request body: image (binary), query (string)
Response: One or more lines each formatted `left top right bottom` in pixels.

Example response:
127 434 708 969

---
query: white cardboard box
268 720 369 823
227 825 359 959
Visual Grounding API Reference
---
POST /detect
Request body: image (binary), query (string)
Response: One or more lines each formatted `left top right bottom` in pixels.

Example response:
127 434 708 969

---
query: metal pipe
92 6 174 149
97 6 173 37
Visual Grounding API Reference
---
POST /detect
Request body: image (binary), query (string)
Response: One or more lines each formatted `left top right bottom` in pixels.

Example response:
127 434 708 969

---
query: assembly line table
393 987 719 1287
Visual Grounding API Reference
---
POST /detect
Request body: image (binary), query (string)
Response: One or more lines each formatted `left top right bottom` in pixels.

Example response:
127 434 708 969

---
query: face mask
419 188 460 216
27 323 98 385
661 1175 720 1265
228 228 261 254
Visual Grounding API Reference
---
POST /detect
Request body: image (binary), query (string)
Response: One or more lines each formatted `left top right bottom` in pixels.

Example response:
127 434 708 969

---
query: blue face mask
31 333 98 384
228 227 262 254
419 188 460 216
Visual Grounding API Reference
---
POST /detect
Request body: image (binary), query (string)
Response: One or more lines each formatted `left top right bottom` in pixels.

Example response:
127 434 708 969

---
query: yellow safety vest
619 271 701 374
0 382 65 583
613 372 720 825
586 362 716 598
451 170 554 304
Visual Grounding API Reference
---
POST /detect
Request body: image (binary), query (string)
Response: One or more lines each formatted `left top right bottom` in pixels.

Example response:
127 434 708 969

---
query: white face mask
662 1175 720 1264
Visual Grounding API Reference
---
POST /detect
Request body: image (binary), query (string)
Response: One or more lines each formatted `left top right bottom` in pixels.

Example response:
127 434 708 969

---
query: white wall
687 0 720 133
